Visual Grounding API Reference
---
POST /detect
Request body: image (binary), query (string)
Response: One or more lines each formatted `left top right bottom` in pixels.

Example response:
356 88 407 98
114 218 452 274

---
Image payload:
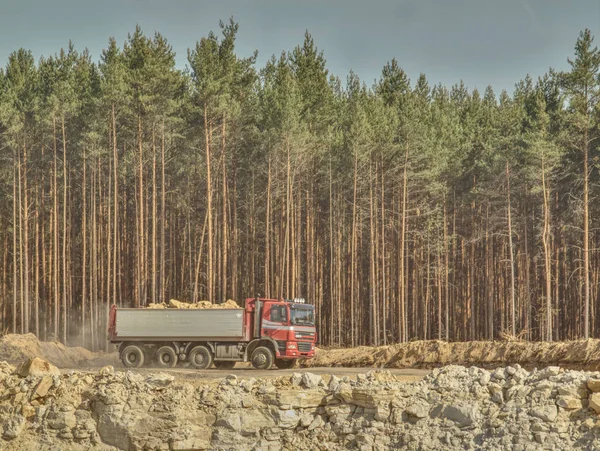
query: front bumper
276 341 316 359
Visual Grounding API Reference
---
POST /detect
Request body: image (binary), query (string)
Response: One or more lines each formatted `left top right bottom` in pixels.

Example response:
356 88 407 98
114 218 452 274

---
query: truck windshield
290 305 315 326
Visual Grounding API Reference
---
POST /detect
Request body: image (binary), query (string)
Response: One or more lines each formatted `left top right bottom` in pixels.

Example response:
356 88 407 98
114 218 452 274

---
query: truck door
262 303 288 345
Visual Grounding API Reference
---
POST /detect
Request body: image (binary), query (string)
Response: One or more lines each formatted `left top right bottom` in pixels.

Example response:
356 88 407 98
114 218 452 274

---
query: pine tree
562 29 600 339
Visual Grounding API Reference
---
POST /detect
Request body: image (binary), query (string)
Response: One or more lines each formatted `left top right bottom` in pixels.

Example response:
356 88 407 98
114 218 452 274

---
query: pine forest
2 21 600 349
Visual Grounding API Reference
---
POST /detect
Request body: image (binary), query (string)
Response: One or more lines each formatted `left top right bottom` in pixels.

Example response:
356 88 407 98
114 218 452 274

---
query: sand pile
0 334 111 368
146 299 241 309
305 339 600 371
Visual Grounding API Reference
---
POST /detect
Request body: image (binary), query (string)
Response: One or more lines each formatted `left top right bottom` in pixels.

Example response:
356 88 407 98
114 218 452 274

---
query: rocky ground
3 358 600 450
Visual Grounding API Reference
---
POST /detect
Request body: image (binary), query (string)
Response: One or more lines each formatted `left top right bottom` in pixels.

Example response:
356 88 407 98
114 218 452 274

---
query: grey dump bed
113 308 245 341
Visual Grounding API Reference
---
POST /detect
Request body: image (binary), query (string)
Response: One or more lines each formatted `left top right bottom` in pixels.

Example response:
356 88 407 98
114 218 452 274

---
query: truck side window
270 306 287 323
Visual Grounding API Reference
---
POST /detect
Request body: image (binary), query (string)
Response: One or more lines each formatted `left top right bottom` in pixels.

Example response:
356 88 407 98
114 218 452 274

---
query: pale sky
1 0 599 94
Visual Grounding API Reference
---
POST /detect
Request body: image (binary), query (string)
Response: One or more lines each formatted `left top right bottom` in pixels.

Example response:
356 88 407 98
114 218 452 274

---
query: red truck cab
245 297 317 365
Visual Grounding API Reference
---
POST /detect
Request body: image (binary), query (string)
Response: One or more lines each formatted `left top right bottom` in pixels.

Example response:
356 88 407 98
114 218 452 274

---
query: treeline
0 21 599 348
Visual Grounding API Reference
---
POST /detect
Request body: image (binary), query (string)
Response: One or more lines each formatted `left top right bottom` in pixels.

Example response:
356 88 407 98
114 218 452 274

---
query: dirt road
68 365 429 382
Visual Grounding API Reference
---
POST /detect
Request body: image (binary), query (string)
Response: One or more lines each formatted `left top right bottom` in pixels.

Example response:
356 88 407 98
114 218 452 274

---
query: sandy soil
306 339 600 370
0 333 113 368
6 333 600 374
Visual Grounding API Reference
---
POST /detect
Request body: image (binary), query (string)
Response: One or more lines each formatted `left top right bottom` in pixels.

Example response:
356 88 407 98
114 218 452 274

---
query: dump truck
108 297 317 370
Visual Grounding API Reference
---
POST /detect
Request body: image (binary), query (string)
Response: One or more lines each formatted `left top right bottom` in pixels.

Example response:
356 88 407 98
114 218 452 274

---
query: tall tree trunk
265 156 271 297
380 154 387 345
17 144 24 333
399 143 409 342
61 116 68 343
52 117 59 339
541 152 552 341
12 146 18 333
113 105 119 308
584 126 591 338
350 148 358 347
506 161 516 337
221 117 228 303
138 115 145 307
152 125 157 305
22 137 29 334
204 106 213 302
160 118 166 303
82 148 87 347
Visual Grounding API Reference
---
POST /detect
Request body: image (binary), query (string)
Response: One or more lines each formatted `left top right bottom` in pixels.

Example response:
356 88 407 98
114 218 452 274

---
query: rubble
1 359 600 449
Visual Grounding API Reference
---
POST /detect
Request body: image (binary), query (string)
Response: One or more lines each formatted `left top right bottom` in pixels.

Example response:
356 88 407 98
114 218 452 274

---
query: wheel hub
254 354 266 366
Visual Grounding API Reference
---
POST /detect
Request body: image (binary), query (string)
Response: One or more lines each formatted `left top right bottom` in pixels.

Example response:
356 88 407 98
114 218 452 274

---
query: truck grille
298 342 312 352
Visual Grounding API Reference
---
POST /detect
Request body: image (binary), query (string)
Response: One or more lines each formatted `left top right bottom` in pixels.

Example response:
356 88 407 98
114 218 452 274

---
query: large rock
406 401 429 419
99 365 115 376
94 402 132 450
587 378 600 393
301 372 323 389
146 372 175 388
530 405 558 422
215 412 242 431
558 385 587 399
2 415 26 439
556 395 582 410
442 404 480 428
216 407 275 434
169 299 191 308
338 388 396 408
537 367 561 379
47 410 77 429
308 415 324 431
171 436 212 450
589 393 600 413
278 389 327 408
31 375 53 399
328 375 341 391
272 408 300 429
16 357 60 378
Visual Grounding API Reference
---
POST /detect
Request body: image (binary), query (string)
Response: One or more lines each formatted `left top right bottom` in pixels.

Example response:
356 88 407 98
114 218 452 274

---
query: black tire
251 346 274 370
121 345 145 368
214 361 236 370
188 345 213 369
155 346 178 368
275 358 296 370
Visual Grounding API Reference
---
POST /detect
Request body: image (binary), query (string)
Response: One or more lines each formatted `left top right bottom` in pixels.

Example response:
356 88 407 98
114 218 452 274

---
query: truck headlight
287 343 297 349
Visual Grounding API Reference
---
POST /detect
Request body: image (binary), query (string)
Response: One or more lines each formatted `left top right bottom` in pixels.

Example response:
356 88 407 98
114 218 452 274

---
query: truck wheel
155 346 178 368
275 358 296 370
188 346 213 369
121 345 145 368
214 361 236 370
251 346 274 370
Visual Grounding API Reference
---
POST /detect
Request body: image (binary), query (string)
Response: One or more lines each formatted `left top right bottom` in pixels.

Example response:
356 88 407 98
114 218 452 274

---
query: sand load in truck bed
145 299 241 309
